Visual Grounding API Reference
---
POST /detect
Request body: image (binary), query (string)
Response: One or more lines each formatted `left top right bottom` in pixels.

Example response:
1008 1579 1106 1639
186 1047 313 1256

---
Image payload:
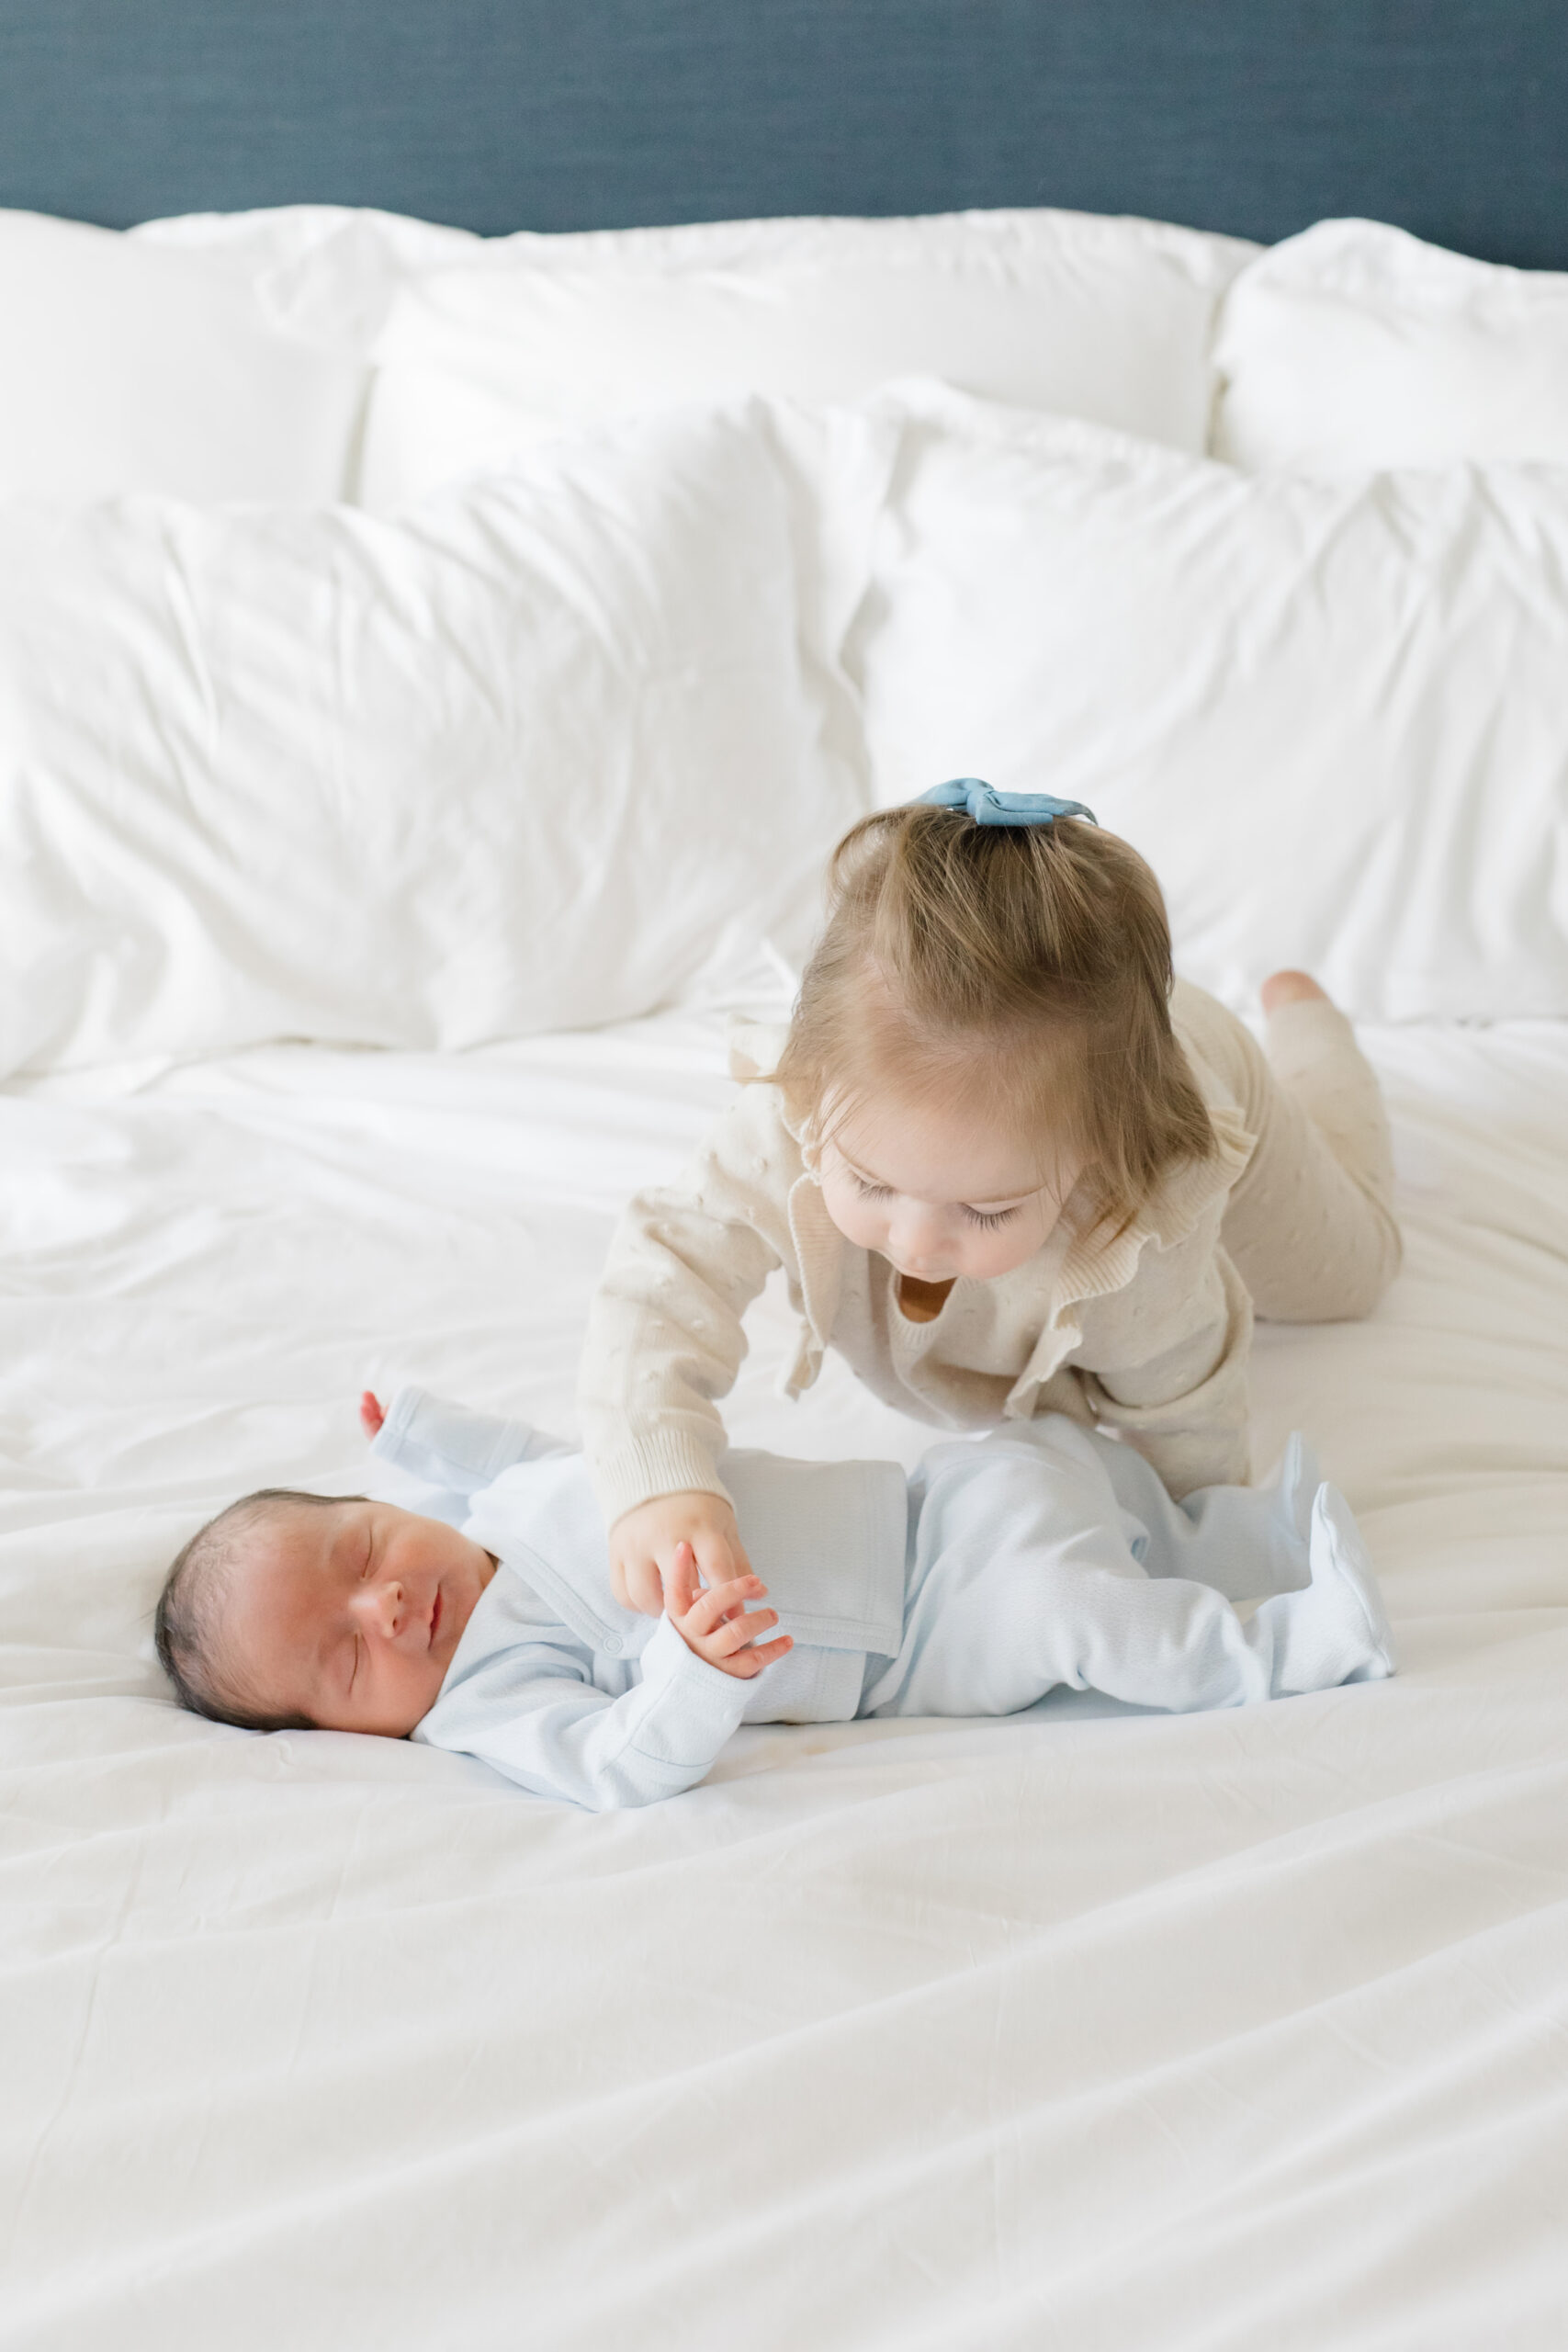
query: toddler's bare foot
1261 969 1330 1014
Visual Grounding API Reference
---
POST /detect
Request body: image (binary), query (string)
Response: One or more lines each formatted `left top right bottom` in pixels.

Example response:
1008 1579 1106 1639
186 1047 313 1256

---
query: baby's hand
359 1390 385 1440
609 1490 753 1616
667 1546 792 1680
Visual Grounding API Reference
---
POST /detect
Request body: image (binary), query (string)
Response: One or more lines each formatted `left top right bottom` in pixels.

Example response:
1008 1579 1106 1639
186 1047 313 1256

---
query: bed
3 7 1567 2346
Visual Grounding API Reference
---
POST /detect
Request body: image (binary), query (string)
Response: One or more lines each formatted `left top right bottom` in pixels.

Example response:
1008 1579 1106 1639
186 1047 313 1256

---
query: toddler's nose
888 1203 947 1267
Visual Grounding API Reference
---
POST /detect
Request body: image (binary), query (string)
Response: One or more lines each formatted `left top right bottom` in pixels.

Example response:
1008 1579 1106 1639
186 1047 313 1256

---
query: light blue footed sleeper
378 1388 1394 1811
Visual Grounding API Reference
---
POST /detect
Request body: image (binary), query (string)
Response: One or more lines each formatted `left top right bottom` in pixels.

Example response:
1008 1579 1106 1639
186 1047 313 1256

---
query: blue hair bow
919 777 1098 829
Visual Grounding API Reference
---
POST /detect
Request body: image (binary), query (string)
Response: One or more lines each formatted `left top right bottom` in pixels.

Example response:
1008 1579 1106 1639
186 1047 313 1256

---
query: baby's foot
1251 1486 1396 1695
1261 969 1330 1013
1313 1488 1395 1679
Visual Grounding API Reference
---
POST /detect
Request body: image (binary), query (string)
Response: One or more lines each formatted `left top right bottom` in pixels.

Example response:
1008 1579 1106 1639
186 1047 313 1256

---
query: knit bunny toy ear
918 777 1099 828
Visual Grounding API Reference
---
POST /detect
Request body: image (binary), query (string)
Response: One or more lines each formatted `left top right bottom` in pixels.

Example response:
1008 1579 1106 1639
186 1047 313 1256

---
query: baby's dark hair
154 1487 362 1735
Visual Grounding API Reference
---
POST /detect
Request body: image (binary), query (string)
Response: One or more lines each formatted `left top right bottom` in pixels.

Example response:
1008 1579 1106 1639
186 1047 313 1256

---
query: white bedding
4 1007 1565 2347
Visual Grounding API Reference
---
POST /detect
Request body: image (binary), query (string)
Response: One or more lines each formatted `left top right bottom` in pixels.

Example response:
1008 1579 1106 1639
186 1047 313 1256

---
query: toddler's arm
579 1082 804 1598
1075 1248 1253 1497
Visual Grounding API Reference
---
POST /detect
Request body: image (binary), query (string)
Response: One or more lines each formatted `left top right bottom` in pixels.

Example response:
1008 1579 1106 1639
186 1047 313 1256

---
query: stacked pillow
133 202 1254 503
0 201 1251 1074
4 201 1565 1071
848 383 1568 1023
1213 218 1568 472
0 210 364 503
837 218 1568 1020
127 203 1568 481
0 406 864 1075
348 207 1253 507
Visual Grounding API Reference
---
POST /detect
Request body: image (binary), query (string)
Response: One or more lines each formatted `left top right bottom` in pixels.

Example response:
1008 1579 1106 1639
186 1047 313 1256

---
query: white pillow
1213 219 1568 472
356 208 1255 509
851 386 1568 1023
0 210 367 503
0 405 861 1077
132 205 482 351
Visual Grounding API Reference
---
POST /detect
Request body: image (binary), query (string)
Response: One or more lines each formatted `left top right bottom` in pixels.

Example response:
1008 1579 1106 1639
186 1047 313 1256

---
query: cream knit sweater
579 981 1398 1518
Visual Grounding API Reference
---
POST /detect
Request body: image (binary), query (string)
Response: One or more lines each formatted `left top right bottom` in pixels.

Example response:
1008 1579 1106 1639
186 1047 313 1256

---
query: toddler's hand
359 1390 386 1440
609 1490 753 1616
668 1548 792 1680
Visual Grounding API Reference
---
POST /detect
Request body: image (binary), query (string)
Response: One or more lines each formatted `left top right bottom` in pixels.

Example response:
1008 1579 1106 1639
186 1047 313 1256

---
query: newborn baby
154 1387 1395 1810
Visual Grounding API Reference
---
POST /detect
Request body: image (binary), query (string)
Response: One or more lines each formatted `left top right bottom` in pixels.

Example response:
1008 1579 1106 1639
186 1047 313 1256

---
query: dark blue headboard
3 1 1564 268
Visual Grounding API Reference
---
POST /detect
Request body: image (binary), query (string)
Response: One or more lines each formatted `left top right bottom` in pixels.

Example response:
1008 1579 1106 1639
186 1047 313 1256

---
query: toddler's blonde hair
775 802 1216 1233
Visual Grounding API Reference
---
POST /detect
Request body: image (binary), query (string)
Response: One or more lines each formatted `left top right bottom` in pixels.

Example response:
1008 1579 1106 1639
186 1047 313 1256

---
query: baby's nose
354 1577 408 1641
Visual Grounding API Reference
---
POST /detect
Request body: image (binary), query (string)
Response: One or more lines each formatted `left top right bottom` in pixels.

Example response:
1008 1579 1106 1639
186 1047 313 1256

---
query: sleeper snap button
602 1634 622 1655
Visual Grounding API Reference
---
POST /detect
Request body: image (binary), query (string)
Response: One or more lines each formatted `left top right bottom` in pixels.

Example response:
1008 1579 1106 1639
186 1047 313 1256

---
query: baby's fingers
686 1575 766 1634
727 1633 793 1679
708 1605 780 1657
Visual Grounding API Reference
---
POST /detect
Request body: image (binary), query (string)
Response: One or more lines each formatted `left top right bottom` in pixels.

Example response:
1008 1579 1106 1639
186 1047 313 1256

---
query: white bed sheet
2 1010 1565 2348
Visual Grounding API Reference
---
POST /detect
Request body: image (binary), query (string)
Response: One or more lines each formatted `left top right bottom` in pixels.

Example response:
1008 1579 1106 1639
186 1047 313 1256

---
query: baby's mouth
428 1588 443 1649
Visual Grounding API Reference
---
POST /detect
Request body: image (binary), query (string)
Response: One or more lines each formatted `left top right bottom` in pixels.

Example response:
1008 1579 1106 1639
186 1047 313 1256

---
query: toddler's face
818 1095 1081 1284
215 1500 496 1737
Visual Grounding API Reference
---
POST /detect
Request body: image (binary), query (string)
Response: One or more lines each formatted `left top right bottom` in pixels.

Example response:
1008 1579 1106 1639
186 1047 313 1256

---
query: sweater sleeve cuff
590 1434 735 1529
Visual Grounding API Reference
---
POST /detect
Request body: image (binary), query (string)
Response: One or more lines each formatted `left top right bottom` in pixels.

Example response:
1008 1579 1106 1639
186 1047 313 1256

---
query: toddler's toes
1261 969 1331 1013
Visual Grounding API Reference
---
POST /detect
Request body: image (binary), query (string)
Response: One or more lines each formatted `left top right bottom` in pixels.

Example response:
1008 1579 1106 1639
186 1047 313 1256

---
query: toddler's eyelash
850 1170 1020 1230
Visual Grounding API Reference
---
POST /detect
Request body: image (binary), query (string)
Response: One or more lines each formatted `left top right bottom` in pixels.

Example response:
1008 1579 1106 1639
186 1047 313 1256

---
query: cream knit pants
1218 1000 1401 1323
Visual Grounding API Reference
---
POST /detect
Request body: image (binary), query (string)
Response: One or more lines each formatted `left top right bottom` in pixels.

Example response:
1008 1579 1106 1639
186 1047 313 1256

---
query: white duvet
3 1005 1564 2349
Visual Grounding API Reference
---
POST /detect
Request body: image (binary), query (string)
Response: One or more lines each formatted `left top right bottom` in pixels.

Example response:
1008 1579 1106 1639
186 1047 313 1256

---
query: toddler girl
580 780 1400 1613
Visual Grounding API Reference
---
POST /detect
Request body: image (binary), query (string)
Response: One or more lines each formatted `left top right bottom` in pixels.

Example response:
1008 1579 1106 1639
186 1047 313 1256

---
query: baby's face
216 1500 497 1736
818 1095 1081 1284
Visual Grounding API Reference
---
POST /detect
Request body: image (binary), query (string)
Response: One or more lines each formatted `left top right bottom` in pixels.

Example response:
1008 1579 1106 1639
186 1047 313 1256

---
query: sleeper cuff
630 1614 754 1771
